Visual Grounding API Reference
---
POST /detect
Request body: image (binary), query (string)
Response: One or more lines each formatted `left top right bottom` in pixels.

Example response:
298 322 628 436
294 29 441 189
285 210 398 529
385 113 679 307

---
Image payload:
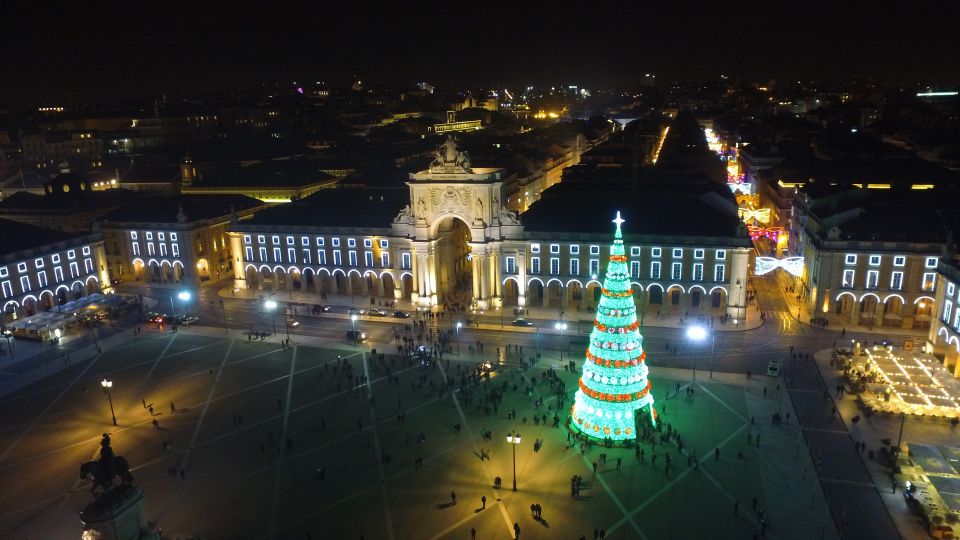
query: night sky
3 1 959 101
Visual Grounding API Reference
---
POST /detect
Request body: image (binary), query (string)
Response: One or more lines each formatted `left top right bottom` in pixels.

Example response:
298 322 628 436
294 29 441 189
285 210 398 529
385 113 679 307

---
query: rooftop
98 194 264 224
0 218 83 257
243 188 408 229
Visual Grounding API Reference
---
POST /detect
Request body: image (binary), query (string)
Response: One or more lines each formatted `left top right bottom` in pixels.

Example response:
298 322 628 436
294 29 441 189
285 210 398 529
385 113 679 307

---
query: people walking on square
481 495 486 509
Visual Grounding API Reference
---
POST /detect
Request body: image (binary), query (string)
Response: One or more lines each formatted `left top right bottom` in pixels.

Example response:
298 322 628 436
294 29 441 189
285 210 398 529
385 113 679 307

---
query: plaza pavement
0 322 837 539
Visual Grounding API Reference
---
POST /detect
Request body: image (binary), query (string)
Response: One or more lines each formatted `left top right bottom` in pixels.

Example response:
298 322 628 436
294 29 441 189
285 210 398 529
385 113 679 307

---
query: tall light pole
177 291 191 317
351 314 358 343
456 321 462 356
555 322 568 361
686 325 714 382
264 299 278 335
506 431 521 491
101 379 117 426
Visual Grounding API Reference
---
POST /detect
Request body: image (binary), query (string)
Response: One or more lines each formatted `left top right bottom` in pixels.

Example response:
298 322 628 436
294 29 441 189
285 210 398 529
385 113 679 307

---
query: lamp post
456 321 462 356
506 431 521 491
177 291 191 317
264 299 278 335
555 322 568 361
101 378 117 426
686 325 715 382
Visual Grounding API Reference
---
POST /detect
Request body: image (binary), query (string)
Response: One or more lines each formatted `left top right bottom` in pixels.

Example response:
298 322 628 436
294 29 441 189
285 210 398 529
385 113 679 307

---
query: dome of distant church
45 173 91 195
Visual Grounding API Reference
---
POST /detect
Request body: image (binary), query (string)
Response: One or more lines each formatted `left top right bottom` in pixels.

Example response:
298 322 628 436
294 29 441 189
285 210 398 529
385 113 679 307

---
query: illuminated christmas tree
570 211 656 442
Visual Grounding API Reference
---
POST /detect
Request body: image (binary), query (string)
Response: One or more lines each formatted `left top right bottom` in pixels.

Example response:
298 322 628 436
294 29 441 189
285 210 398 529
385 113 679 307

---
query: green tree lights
570 212 656 442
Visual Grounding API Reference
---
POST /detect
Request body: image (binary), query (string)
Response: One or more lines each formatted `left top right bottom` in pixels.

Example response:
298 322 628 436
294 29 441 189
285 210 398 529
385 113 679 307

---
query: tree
570 211 656 442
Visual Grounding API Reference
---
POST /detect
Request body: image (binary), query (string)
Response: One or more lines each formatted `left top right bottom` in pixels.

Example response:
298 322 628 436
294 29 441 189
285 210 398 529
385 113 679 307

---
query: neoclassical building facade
229 139 752 318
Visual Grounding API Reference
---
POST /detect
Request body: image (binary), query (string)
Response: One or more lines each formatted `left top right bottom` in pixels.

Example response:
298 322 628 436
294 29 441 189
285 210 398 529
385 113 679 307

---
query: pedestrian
592 461 597 473
513 522 520 539
152 418 159 430
471 528 476 540
170 401 176 414
148 405 154 415
616 458 621 470
451 491 456 505
715 447 720 461
481 495 486 509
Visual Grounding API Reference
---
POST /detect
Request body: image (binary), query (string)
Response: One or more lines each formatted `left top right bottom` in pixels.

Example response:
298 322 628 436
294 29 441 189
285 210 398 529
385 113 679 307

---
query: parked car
287 319 300 328
512 318 535 327
146 312 166 324
367 308 388 317
393 310 411 319
179 316 200 326
311 304 331 315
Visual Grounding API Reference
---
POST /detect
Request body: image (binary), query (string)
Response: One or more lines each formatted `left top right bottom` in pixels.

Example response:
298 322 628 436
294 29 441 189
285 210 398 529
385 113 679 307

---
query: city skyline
3 2 959 101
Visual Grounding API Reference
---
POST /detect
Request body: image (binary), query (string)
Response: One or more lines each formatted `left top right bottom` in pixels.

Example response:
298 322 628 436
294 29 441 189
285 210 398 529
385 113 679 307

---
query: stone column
471 253 482 303
427 248 438 306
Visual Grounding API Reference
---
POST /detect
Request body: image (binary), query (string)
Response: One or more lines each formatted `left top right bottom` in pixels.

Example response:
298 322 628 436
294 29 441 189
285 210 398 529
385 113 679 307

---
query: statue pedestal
80 485 159 540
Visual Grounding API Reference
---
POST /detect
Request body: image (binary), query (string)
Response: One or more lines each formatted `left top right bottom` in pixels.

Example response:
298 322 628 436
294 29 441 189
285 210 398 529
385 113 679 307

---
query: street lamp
177 291 192 316
456 321 462 356
555 322 568 361
686 325 716 380
101 379 117 426
506 431 521 491
264 300 278 334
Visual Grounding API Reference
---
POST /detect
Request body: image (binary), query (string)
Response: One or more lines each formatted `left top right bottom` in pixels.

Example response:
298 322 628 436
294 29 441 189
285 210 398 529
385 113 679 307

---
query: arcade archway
434 216 473 305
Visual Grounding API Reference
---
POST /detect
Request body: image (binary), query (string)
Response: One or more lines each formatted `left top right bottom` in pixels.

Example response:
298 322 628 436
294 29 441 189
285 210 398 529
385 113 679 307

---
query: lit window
145 232 153 241
259 247 267 261
401 253 411 269
158 232 165 241
147 243 155 256
302 236 309 246
550 258 559 275
570 259 580 275
17 262 27 273
550 244 560 254
52 254 60 263
926 257 939 269
589 259 599 276
159 244 167 257
363 239 372 248
694 249 704 259
715 250 726 260
590 245 600 255
244 235 252 244
868 255 881 266
893 256 905 267
713 264 725 282
333 251 342 265
132 243 140 256
349 251 357 266
84 258 93 273
671 263 682 280
82 246 91 256
506 257 516 274
945 301 953 324
672 248 683 258
34 258 44 268
922 272 936 291
530 257 540 274
37 271 47 287
845 254 857 265
651 247 661 258
130 231 138 240
272 236 280 245
317 250 327 265
172 244 179 257
948 283 956 297
273 248 281 262
379 239 388 249
68 250 76 260
288 248 296 262
245 246 253 260
866 270 878 289
1 281 10 297
348 238 356 248
630 261 640 278
842 269 855 288
303 249 312 264
332 238 340 247
890 271 903 291
69 262 79 278
530 243 540 254
380 252 390 267
650 261 661 279
258 235 266 244
693 263 703 281
364 252 373 266
54 267 63 282
630 246 640 257
570 245 580 255
0 267 6 278
316 237 325 246
170 233 177 241
20 275 30 292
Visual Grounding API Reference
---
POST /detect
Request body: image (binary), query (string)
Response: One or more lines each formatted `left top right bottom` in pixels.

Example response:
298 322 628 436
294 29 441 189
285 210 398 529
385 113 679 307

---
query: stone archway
432 215 473 306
